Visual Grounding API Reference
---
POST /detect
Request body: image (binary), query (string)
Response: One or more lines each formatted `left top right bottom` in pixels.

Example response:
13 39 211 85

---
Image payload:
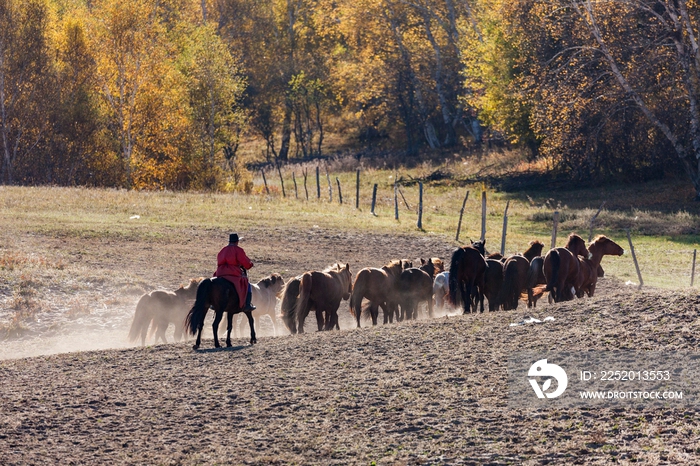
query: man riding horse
213 233 256 312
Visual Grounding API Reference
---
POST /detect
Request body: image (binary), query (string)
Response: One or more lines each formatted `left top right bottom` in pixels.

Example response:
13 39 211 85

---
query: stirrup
243 304 256 312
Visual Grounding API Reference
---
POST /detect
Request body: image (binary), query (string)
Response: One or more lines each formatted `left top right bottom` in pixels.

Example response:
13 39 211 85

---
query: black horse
185 277 257 349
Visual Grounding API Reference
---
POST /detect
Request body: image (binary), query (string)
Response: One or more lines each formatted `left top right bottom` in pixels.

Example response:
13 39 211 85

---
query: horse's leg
370 303 379 326
226 311 234 347
245 310 257 344
194 319 204 350
315 310 325 331
156 323 168 345
428 295 434 318
212 311 223 348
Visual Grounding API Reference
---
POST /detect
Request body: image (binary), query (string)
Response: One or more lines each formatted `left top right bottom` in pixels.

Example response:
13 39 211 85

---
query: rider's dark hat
229 233 240 243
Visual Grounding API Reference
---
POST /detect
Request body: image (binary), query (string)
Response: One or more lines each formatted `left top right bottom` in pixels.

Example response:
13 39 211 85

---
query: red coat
213 244 253 308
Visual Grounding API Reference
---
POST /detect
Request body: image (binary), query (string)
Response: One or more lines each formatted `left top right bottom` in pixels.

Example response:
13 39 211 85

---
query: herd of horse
128 233 624 349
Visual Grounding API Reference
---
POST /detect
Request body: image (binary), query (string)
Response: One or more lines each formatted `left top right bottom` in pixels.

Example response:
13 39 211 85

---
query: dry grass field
1 173 700 464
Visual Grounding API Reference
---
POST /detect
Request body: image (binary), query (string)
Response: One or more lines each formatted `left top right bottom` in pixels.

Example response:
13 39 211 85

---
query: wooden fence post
370 184 378 216
455 189 470 242
302 168 309 200
355 169 360 209
588 201 606 242
261 169 270 194
326 168 332 202
480 190 486 241
394 182 399 220
417 181 423 229
692 249 697 287
626 229 643 289
316 166 320 199
551 211 560 249
276 163 286 198
336 177 343 204
500 200 510 255
292 173 298 199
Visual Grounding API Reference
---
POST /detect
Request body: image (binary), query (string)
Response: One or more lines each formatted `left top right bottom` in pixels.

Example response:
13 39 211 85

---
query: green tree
0 0 53 184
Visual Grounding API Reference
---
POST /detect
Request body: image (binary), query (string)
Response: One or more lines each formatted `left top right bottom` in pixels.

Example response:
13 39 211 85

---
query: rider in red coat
214 233 256 312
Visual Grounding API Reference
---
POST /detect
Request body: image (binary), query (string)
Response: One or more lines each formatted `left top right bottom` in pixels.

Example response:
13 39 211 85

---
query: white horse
220 273 285 337
433 271 452 313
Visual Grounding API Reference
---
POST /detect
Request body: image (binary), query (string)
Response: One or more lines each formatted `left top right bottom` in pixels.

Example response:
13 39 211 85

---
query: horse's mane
590 235 609 245
567 232 585 243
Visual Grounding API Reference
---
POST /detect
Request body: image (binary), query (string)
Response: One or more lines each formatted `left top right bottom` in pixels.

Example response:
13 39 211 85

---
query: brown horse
128 277 202 346
449 244 487 313
396 259 435 321
488 240 544 311
542 233 589 303
281 263 352 334
498 255 531 311
575 236 624 297
185 277 256 349
483 259 504 312
349 260 405 327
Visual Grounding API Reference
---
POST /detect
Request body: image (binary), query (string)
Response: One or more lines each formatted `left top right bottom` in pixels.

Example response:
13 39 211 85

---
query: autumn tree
179 24 247 186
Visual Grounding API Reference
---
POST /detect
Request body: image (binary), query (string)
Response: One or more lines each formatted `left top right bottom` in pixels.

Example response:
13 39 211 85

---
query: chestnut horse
185 277 256 349
498 255 530 311
396 259 435 321
281 263 352 334
349 260 406 327
542 233 589 303
496 241 545 311
449 243 487 313
575 236 624 297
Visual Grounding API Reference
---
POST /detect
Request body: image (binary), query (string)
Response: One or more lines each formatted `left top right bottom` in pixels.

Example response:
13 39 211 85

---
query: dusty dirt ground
1 226 700 464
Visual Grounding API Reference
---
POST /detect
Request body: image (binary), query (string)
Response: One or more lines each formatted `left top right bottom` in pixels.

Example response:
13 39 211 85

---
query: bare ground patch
1 224 698 464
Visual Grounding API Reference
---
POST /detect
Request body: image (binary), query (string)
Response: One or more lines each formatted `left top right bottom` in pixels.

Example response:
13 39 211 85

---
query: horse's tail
128 294 152 344
525 257 542 290
185 279 211 336
448 248 464 305
280 277 301 334
295 272 313 320
349 271 367 319
545 250 560 294
524 285 548 301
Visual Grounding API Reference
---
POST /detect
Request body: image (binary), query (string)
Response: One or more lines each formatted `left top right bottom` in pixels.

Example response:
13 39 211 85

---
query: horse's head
176 277 204 299
260 273 285 297
524 240 545 261
590 235 624 257
470 239 486 256
430 257 445 274
565 233 588 258
419 258 435 277
383 259 406 277
338 263 352 300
